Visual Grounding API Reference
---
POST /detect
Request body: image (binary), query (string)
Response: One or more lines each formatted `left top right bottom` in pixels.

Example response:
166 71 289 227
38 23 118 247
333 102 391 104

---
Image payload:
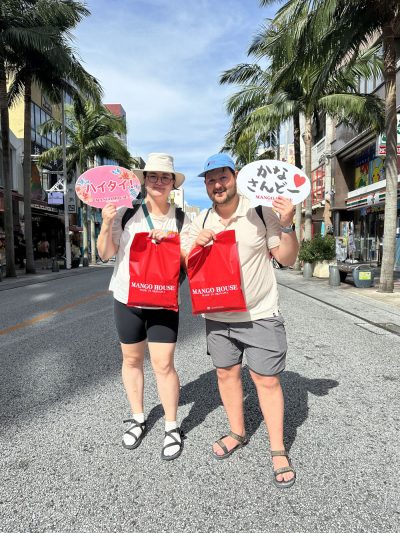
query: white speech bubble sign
237 160 311 207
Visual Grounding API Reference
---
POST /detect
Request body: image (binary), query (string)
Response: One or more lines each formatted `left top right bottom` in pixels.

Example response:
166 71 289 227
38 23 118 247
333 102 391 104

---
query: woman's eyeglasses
146 175 174 185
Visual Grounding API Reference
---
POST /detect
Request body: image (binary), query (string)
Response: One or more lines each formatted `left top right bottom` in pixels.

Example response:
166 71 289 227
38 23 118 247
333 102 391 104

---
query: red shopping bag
127 232 180 311
187 230 247 314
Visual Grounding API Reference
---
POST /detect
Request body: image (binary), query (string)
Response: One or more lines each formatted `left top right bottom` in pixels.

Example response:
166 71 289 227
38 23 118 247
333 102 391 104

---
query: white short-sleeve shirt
109 204 191 305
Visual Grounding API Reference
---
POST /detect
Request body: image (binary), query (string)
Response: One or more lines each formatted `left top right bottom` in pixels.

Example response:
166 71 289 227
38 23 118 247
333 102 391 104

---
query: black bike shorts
113 299 179 344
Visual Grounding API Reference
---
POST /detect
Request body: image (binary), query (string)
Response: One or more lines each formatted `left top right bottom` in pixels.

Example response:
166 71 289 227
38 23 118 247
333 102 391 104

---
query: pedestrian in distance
97 153 191 460
188 153 299 488
37 235 50 269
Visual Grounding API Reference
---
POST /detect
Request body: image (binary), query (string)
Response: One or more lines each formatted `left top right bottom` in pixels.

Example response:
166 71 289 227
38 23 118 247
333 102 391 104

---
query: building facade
330 68 400 269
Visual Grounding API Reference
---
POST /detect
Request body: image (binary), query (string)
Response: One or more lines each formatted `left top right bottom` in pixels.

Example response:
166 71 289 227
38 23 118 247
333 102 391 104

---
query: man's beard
210 184 237 205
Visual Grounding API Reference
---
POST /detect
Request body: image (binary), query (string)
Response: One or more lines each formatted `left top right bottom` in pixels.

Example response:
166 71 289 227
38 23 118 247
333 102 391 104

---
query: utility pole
61 95 71 269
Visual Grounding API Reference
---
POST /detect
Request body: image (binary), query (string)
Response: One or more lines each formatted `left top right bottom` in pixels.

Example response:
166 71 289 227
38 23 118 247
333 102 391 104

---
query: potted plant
298 240 316 279
311 234 336 278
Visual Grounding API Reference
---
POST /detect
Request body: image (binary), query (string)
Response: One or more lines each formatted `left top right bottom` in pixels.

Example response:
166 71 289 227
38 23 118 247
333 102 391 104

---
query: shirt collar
211 194 249 221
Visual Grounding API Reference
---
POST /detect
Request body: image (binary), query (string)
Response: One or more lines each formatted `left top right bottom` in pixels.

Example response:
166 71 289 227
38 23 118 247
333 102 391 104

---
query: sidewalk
0 260 112 291
276 267 400 328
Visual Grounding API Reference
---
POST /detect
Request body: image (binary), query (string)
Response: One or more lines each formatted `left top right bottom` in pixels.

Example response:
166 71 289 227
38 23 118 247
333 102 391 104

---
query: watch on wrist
281 224 295 234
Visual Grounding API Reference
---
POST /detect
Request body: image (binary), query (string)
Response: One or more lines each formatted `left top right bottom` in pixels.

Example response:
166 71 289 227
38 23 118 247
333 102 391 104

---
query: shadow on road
146 367 339 450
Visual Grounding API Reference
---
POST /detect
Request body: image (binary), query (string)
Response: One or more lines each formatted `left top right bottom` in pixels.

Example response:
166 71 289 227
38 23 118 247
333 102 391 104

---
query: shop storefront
31 201 65 258
346 180 400 268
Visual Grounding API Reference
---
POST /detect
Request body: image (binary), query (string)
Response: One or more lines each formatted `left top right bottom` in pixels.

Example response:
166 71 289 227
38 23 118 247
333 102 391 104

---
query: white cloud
74 0 278 208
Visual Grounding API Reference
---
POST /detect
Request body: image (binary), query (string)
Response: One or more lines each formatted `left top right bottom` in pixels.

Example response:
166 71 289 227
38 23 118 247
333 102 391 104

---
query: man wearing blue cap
189 153 299 488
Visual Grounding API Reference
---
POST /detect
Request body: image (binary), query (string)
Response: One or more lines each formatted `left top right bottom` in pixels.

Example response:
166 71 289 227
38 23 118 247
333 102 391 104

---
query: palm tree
259 1 400 291
1 0 41 277
6 0 102 274
38 97 134 264
222 125 277 168
221 17 384 242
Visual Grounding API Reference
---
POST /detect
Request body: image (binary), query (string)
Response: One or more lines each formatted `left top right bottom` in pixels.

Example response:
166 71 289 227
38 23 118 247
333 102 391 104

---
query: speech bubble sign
237 160 311 207
75 165 141 208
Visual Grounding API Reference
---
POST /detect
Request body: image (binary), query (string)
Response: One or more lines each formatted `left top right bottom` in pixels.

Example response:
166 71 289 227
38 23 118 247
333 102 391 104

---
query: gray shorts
205 316 287 376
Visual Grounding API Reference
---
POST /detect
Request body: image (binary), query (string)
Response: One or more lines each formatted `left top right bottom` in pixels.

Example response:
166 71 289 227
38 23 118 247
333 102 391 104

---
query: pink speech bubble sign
75 165 141 208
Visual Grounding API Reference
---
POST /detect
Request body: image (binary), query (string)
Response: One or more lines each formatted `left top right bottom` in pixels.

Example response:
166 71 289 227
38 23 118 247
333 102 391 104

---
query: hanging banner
237 160 311 207
377 113 400 156
75 165 141 208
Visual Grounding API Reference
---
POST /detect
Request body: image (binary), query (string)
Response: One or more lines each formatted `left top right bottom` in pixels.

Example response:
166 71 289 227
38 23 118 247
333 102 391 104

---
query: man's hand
101 203 117 227
272 196 295 227
195 229 216 247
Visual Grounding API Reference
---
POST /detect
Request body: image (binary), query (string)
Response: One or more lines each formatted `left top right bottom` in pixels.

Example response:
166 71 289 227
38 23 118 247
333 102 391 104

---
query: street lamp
61 95 71 269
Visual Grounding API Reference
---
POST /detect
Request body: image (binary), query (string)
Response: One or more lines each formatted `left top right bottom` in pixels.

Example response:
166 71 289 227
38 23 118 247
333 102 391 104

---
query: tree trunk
23 73 36 273
293 112 303 270
379 24 398 293
304 114 313 240
0 60 16 277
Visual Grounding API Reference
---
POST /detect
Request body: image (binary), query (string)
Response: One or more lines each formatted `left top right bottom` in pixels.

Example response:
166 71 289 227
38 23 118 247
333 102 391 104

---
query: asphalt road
1 267 399 532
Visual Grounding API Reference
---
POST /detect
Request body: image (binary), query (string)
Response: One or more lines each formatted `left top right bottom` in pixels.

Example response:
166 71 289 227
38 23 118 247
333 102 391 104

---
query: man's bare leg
249 370 294 482
213 364 246 456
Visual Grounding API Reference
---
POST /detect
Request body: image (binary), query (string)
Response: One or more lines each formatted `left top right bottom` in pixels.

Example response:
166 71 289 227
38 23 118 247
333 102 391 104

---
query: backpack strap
121 203 141 231
202 208 212 229
175 207 184 233
122 203 186 232
255 205 266 228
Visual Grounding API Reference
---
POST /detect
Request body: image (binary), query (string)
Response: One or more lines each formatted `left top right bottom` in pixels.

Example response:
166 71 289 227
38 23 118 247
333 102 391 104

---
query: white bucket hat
132 153 185 188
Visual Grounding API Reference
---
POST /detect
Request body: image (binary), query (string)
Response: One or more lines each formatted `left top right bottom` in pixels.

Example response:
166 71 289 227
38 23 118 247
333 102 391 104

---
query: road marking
0 290 109 336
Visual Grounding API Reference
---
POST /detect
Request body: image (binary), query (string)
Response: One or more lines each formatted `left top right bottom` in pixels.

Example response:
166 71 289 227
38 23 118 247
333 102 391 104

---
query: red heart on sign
294 174 306 187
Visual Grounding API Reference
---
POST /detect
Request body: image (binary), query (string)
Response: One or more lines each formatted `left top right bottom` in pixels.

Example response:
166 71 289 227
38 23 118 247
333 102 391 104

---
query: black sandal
122 418 147 450
271 450 296 489
212 431 248 460
161 427 185 461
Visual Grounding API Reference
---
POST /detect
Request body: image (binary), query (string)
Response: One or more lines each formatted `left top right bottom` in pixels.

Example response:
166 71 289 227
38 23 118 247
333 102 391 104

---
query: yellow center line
0 290 110 336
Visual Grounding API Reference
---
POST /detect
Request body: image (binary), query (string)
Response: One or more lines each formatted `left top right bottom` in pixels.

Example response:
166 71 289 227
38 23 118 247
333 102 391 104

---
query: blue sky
74 0 278 210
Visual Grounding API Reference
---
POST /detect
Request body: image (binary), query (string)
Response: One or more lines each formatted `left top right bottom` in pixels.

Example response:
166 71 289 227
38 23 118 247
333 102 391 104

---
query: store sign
48 192 64 205
66 184 77 214
31 202 59 213
355 156 385 189
377 113 400 156
237 160 311 207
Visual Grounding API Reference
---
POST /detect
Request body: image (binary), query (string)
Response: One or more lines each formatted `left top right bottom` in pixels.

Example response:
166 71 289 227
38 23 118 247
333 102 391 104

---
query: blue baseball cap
198 153 235 177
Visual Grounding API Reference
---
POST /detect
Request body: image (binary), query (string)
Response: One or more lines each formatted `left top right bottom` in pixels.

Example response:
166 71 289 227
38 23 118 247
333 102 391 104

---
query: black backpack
122 203 186 283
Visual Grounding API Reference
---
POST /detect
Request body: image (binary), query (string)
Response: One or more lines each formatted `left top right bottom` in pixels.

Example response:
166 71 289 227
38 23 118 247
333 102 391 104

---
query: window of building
31 102 59 151
311 165 325 205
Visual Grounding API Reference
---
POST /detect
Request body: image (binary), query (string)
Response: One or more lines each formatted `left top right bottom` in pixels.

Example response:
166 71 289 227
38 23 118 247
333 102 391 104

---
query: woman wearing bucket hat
97 153 190 460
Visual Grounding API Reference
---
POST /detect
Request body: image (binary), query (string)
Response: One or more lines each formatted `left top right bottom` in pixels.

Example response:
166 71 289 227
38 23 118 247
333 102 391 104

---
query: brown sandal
212 431 248 460
271 450 296 489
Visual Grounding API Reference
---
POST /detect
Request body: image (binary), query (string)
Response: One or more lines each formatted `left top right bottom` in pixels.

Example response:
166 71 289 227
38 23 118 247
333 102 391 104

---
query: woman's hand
149 229 168 242
101 203 117 227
